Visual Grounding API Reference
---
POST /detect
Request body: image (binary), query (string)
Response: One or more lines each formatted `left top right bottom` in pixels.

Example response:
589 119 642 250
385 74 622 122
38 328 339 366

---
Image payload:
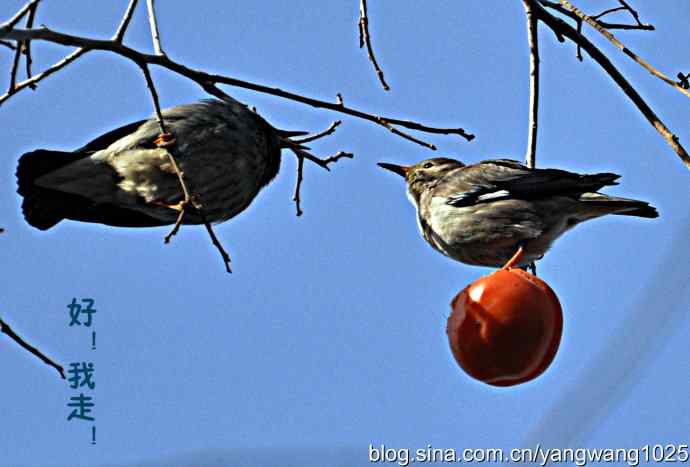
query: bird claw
152 199 187 212
154 132 176 148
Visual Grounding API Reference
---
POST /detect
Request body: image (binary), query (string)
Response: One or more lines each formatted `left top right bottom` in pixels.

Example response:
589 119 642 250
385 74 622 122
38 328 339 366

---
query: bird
378 157 658 268
16 98 303 231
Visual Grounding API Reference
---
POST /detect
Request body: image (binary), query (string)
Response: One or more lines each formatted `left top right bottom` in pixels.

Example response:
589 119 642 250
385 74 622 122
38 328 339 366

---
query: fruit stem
501 246 524 270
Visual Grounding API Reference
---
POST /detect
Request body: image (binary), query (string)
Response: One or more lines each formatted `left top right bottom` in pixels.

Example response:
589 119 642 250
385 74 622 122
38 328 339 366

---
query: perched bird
378 157 658 268
16 98 301 230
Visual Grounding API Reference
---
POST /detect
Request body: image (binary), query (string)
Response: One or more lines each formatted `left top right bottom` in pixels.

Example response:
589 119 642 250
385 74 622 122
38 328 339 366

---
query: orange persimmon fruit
447 268 563 387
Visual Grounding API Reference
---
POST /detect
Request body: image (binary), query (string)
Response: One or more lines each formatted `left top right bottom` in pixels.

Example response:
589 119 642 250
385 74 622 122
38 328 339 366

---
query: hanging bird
16 98 303 230
378 157 658 268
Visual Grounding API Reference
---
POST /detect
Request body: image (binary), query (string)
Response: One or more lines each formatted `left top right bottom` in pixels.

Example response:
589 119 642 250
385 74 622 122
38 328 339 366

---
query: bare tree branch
114 0 139 43
138 62 167 131
22 1 37 89
610 0 654 30
378 119 438 150
540 0 653 31
539 0 653 60
523 0 540 169
358 0 389 91
528 0 690 171
8 32 21 91
0 2 468 272
145 0 166 56
592 6 626 21
2 0 141 100
1 316 65 379
558 0 690 99
284 138 353 216
5 1 39 94
200 212 232 273
138 63 233 272
2 47 86 100
292 154 305 216
293 120 342 144
0 27 474 146
1 0 41 30
523 0 541 276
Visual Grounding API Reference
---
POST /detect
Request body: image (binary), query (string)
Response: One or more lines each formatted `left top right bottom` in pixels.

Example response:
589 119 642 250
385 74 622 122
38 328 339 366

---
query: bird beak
377 162 410 178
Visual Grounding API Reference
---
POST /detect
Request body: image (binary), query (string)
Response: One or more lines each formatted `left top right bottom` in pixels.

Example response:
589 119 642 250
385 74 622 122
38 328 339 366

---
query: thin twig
592 6 626 20
284 139 353 171
22 2 37 89
594 20 654 31
145 0 165 56
1 0 41 30
1 317 65 379
5 1 37 93
320 151 354 165
114 0 139 43
0 47 86 104
379 119 437 150
523 0 540 169
199 210 232 273
558 0 688 99
575 18 583 61
523 0 540 276
138 63 167 132
529 0 690 170
540 0 653 31
378 115 473 141
358 0 389 91
164 208 186 242
288 148 353 216
0 39 16 49
614 0 653 30
8 34 21 91
0 27 474 146
293 120 342 144
293 155 305 216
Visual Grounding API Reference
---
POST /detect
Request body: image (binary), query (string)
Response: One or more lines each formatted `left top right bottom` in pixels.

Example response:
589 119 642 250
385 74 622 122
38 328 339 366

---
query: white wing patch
476 189 511 202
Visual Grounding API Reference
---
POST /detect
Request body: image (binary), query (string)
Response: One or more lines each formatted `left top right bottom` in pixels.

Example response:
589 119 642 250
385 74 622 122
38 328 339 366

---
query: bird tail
275 129 309 138
579 192 659 218
274 128 309 149
16 149 82 230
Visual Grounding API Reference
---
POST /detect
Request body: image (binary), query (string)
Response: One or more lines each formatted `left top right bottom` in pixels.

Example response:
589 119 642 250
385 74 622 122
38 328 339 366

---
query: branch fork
282 121 354 216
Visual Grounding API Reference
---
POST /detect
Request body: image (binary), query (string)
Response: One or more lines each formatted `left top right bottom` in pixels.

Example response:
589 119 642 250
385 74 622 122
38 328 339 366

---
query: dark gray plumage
378 157 658 267
17 98 298 230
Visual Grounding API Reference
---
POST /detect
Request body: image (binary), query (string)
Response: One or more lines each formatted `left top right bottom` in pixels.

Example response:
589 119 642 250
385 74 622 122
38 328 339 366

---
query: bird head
378 157 464 204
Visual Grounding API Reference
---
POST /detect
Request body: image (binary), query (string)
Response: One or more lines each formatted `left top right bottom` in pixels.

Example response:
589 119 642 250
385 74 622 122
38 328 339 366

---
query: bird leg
501 246 525 270
153 133 232 273
152 132 191 242
161 200 188 244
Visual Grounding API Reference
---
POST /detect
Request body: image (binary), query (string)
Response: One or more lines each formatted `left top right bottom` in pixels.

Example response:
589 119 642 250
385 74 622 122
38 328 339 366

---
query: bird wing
76 119 149 153
445 159 620 207
18 117 175 229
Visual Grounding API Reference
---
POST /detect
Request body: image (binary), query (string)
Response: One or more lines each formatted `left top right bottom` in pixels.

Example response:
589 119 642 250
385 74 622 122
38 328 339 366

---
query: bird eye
423 162 433 169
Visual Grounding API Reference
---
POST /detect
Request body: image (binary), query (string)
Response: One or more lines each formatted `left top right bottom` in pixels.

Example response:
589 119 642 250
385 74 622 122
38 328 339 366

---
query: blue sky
1 1 688 466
